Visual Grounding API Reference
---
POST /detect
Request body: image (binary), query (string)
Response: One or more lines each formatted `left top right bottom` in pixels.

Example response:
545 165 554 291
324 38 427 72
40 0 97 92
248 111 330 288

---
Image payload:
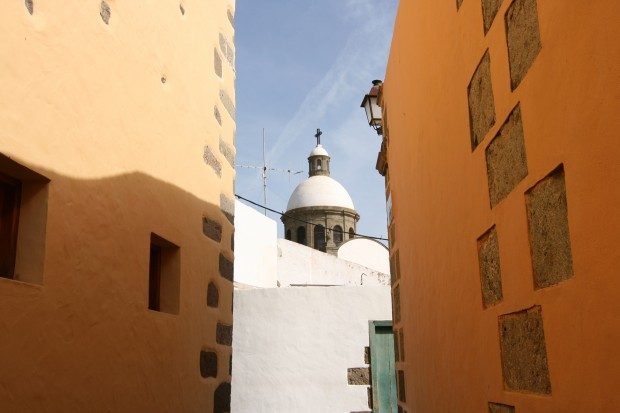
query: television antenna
237 128 304 215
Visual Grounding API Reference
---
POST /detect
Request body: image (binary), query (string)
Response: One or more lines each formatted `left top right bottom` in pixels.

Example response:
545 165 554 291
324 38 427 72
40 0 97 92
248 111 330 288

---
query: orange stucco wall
383 0 619 411
0 1 235 411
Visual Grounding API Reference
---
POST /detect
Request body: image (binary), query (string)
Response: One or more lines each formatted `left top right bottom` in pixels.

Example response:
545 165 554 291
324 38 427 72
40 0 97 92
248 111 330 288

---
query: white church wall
231 286 392 413
233 200 278 288
277 239 390 287
337 238 391 275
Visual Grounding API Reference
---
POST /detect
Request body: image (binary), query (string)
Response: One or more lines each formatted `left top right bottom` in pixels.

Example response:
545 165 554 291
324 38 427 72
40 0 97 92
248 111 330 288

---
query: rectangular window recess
0 154 49 285
148 233 180 314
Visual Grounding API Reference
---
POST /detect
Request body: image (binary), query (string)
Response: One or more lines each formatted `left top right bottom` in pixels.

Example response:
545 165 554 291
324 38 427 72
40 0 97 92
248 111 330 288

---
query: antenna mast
262 129 267 215
236 129 304 216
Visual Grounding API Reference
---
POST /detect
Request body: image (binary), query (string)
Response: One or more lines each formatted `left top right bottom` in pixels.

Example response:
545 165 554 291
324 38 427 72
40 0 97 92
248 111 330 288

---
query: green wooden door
369 321 397 413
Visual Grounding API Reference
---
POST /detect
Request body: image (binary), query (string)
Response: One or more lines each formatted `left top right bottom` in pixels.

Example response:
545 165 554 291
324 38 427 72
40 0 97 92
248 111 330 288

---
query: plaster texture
0 1 236 411
382 0 620 411
234 200 278 288
277 239 390 287
231 286 392 413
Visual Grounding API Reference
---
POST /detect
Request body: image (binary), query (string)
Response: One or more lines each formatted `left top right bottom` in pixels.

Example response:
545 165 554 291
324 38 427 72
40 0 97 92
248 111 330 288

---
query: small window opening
296 226 306 245
349 227 355 239
314 225 326 252
285 229 291 240
317 159 322 170
0 155 49 284
333 225 343 245
148 233 180 314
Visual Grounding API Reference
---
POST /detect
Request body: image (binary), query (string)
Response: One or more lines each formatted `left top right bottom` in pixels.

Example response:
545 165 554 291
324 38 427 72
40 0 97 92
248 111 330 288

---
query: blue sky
235 0 399 239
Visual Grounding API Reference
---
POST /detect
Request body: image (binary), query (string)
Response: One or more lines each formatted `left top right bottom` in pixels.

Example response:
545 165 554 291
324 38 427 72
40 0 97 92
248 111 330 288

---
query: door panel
369 321 397 413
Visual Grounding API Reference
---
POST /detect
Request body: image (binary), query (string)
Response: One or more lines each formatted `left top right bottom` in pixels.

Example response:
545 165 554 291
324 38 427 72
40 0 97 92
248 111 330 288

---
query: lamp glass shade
362 94 382 127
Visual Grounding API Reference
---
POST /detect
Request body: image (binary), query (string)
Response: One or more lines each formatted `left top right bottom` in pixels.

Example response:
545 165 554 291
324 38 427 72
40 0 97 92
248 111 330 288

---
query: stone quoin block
394 330 400 361
203 217 222 242
389 222 396 247
218 253 233 282
397 370 406 402
505 0 542 90
489 402 516 413
347 367 370 385
207 282 219 308
25 0 34 15
390 250 400 285
499 305 552 394
214 106 222 126
477 226 503 307
393 285 401 323
213 382 231 413
468 51 496 150
200 350 217 378
216 323 233 346
485 104 528 207
227 9 234 26
203 146 222 177
219 33 235 67
219 89 236 120
220 194 235 224
482 0 503 34
214 49 223 78
100 1 111 24
219 137 235 168
526 165 573 288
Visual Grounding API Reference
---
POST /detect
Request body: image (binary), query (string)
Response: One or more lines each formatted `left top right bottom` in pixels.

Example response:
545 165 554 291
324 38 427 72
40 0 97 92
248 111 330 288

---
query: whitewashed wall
231 286 392 413
277 239 390 287
233 200 278 288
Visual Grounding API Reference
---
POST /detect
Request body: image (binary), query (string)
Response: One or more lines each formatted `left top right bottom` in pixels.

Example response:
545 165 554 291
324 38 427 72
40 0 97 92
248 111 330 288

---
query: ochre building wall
0 1 236 411
382 0 619 412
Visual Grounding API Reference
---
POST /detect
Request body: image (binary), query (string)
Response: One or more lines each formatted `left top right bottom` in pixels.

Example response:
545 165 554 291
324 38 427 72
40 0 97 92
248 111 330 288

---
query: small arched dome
337 238 390 274
286 176 355 211
309 144 329 157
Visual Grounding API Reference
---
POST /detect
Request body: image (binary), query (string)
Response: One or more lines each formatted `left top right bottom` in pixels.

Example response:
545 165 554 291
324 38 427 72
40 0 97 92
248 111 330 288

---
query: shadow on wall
0 161 232 413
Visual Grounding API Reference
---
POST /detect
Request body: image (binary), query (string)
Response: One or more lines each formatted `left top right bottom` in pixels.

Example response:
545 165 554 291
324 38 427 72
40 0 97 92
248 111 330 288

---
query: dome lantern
308 129 330 177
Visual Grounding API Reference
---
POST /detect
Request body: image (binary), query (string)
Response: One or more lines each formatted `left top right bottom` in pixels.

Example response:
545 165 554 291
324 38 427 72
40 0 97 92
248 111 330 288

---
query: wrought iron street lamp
360 80 383 135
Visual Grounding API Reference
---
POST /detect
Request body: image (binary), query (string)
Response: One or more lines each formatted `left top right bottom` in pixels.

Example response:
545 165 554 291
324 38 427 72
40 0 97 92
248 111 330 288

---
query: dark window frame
0 172 22 279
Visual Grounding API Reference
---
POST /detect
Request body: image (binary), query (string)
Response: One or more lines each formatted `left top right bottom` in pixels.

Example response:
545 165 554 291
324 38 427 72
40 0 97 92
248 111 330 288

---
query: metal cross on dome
314 128 322 146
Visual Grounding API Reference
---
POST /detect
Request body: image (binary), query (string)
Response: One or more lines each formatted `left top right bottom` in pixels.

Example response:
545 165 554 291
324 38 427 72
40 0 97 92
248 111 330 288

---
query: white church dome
309 144 329 157
286 175 355 211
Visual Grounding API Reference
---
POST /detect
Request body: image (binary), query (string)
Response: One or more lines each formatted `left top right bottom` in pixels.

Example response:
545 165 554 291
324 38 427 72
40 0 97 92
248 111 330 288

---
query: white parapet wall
231 285 392 413
277 239 390 287
234 200 278 288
